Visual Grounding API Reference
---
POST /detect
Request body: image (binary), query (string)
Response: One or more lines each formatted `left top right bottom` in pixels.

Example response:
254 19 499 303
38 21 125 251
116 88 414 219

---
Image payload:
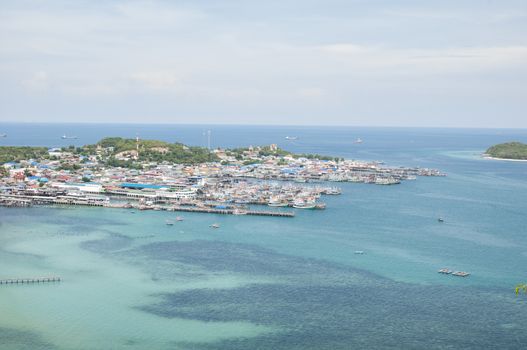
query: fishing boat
438 217 444 222
268 196 288 207
285 136 298 140
165 220 174 226
354 250 364 255
452 271 470 277
354 138 363 144
61 134 78 139
210 223 220 228
268 201 288 207
437 268 452 274
324 187 341 195
176 216 184 221
292 198 316 209
375 177 400 185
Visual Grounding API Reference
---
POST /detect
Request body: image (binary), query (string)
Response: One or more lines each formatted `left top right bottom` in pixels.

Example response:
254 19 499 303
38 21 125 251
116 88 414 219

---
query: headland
0 137 445 215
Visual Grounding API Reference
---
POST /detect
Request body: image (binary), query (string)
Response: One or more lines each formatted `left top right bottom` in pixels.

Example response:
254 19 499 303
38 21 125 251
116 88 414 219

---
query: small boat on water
354 250 364 255
210 223 220 229
285 136 298 140
452 271 470 277
165 220 174 226
0 133 7 138
324 187 342 195
354 138 363 144
438 217 444 222
437 269 469 277
61 134 78 139
375 177 400 185
176 216 184 221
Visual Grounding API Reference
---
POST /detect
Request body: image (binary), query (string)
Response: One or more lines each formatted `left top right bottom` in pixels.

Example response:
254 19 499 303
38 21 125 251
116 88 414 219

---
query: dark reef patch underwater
0 327 55 350
119 240 527 350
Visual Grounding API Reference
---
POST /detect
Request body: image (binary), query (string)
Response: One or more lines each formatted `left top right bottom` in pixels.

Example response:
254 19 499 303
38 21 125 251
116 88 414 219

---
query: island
485 142 527 161
0 137 445 215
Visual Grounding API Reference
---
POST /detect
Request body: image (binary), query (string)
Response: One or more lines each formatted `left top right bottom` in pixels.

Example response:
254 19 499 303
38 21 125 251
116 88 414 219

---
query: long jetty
163 205 295 217
0 276 61 284
0 194 295 217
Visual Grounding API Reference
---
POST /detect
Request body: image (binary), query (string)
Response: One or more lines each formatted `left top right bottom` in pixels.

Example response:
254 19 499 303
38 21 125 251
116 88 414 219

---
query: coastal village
0 137 446 217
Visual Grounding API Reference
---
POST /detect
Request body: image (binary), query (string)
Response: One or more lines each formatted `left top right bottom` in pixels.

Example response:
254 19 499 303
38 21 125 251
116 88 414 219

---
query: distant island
485 142 527 161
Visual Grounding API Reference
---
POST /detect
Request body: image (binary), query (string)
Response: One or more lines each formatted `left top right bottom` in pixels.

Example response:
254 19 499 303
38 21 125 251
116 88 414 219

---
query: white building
51 182 103 193
155 188 196 200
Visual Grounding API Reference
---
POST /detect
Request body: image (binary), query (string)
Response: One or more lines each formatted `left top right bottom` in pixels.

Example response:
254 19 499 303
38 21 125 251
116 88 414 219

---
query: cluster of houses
0 144 445 209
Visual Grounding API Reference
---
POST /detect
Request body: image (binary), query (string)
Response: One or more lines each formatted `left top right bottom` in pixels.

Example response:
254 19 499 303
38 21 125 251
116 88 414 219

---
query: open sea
1 123 527 349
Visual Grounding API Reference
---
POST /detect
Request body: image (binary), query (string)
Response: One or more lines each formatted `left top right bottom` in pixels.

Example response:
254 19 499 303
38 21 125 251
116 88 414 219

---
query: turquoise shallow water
1 125 527 349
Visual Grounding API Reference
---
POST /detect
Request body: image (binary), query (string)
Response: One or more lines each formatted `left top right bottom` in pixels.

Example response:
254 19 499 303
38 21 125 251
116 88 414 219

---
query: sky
0 0 526 127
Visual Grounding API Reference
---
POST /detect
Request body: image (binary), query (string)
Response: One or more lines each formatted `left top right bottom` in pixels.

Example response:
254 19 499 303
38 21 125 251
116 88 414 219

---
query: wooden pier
0 198 32 207
0 277 61 284
0 194 295 217
162 205 295 217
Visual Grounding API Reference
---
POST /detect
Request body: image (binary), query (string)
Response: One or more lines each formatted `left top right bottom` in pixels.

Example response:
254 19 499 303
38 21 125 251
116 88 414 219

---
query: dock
0 276 61 284
162 205 295 217
0 194 295 217
0 198 32 207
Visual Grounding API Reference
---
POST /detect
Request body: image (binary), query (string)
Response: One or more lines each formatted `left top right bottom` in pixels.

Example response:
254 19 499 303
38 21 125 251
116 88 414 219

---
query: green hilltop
91 137 219 165
486 142 527 160
0 146 49 163
0 137 341 167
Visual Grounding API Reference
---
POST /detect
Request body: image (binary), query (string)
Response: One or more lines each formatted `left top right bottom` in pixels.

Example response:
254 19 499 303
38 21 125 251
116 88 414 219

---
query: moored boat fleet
200 180 335 209
0 140 446 217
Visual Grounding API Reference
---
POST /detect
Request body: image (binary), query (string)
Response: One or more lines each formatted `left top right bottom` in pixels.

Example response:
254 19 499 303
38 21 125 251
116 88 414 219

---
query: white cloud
317 43 527 75
113 1 206 26
20 71 49 91
297 87 325 98
319 44 371 55
129 71 181 90
384 8 527 24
